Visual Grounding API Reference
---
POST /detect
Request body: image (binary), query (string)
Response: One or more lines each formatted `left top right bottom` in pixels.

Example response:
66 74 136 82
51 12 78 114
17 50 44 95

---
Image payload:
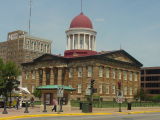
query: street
15 113 160 120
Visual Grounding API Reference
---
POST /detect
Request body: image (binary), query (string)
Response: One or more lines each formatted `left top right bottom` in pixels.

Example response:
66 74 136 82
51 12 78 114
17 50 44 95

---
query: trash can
79 102 83 110
82 102 92 113
127 103 132 110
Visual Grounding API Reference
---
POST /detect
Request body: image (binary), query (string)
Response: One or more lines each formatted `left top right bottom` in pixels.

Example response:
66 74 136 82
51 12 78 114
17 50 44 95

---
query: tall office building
141 67 160 95
0 30 52 65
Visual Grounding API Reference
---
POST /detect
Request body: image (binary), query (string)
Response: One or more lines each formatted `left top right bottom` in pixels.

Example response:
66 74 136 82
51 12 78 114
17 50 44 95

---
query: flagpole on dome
81 0 83 14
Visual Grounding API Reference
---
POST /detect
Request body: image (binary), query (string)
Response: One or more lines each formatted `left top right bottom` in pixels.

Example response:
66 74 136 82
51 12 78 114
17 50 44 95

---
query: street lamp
2 96 8 114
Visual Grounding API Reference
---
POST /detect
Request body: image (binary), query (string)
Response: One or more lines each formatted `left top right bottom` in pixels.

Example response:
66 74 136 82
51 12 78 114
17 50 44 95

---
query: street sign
116 90 124 103
57 87 64 98
115 97 124 103
116 90 123 97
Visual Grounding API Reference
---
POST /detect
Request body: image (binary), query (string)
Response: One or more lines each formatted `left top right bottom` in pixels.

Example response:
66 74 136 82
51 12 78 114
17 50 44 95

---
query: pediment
39 55 53 61
107 52 133 64
33 54 64 62
101 50 142 66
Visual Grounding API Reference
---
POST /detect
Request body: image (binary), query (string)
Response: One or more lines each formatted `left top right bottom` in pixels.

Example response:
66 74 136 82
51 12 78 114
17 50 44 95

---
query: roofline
21 49 143 67
141 67 160 70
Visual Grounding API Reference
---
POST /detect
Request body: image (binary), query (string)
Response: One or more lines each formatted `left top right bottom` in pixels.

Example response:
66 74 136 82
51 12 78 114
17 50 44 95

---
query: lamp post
117 81 122 112
2 97 8 114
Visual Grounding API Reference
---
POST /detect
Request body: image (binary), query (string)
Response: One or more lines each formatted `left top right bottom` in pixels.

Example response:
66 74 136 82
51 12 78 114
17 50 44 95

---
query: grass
70 100 160 108
34 101 42 105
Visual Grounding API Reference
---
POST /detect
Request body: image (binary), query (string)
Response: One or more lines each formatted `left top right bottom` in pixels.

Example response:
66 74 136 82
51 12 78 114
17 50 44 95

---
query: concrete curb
0 113 112 120
1 111 160 120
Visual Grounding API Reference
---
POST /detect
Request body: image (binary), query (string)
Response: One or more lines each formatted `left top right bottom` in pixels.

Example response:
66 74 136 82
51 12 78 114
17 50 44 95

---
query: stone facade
22 50 142 101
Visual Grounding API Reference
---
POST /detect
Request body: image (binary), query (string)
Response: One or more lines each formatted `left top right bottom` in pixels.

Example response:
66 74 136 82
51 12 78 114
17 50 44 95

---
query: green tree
152 95 160 102
134 88 147 101
33 89 42 99
0 59 20 107
0 58 5 96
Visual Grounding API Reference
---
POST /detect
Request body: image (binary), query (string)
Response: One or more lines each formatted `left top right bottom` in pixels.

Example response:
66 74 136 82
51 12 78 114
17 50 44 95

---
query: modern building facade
22 13 142 104
0 30 52 65
141 67 160 95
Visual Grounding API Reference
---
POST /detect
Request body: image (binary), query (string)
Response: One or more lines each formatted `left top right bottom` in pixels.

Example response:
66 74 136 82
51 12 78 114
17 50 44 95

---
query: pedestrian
19 97 23 108
30 97 34 107
16 97 20 110
52 98 57 112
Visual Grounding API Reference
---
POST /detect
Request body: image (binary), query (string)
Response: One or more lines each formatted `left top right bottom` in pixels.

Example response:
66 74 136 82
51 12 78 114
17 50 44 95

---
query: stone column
84 34 86 49
50 67 55 85
57 67 63 85
90 35 92 50
89 35 91 50
68 36 70 50
35 68 39 87
72 34 74 49
73 34 75 49
66 36 68 50
42 67 46 86
94 36 96 51
78 34 80 49
93 66 99 83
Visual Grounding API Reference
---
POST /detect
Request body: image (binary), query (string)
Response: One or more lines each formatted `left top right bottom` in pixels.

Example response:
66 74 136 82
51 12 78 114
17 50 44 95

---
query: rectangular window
112 69 116 79
25 72 29 80
134 88 138 95
99 84 103 94
32 86 35 93
32 71 36 79
86 84 91 95
78 84 82 93
88 66 92 77
124 87 127 95
69 68 73 78
123 71 127 80
99 66 103 77
134 73 138 81
129 72 132 81
112 85 116 94
106 68 110 78
106 85 109 94
118 70 121 79
78 67 82 77
129 87 132 95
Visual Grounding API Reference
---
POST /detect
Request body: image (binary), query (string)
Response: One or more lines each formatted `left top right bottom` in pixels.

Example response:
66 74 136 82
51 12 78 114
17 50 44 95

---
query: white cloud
94 18 105 22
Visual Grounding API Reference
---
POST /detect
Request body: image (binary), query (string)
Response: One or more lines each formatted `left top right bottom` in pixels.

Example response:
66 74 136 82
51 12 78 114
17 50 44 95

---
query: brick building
0 30 52 65
141 67 160 95
21 13 142 104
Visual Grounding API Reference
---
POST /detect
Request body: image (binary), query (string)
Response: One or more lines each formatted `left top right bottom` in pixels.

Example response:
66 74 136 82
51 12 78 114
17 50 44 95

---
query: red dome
70 12 93 29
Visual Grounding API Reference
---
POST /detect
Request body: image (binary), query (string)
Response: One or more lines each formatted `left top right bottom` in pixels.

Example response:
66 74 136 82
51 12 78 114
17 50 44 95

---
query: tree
33 89 42 99
0 58 5 96
134 88 147 101
152 95 160 102
0 59 20 107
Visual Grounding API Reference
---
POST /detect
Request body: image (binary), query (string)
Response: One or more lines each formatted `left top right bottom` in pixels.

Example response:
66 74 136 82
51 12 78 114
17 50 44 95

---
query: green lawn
71 100 160 108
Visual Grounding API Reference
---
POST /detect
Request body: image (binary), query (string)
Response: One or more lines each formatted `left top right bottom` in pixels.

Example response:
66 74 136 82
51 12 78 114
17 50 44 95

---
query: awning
18 87 31 94
37 85 76 91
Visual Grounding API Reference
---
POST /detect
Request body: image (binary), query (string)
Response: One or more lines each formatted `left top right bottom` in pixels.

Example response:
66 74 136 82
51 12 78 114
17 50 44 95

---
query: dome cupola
65 13 97 58
70 12 93 29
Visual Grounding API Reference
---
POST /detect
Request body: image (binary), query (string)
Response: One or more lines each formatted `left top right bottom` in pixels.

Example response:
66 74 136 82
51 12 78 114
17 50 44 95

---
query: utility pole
29 0 32 35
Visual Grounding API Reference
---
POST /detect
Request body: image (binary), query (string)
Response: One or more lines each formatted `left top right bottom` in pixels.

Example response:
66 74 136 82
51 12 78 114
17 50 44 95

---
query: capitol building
22 12 142 105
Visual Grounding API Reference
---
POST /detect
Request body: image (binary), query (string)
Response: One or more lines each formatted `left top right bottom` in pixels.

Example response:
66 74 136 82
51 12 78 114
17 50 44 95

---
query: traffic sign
116 97 124 103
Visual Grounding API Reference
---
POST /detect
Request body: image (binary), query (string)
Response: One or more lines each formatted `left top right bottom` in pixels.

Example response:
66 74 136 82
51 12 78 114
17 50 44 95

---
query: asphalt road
16 113 160 120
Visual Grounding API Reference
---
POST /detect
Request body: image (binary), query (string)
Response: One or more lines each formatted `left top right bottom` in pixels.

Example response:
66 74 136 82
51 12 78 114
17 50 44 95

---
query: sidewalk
1 106 160 119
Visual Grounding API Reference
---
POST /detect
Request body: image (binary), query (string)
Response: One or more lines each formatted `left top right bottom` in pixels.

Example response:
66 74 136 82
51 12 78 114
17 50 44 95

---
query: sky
0 0 160 67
